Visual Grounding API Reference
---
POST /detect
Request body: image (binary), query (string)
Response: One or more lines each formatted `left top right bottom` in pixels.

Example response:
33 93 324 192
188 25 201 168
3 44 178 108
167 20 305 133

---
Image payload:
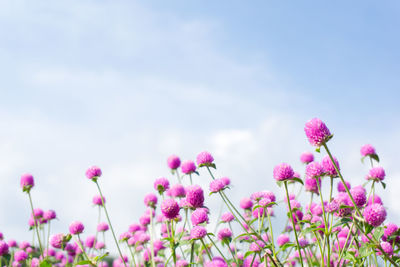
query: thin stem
94 181 127 267
126 241 137 267
28 192 44 259
207 235 230 266
284 181 304 267
149 209 156 267
200 238 212 261
316 178 330 265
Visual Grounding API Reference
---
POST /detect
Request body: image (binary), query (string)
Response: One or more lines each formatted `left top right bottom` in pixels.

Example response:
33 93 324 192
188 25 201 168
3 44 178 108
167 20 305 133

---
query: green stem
207 235 230 266
149 209 156 267
126 241 137 267
94 181 127 267
316 177 330 266
200 238 212 261
28 192 44 259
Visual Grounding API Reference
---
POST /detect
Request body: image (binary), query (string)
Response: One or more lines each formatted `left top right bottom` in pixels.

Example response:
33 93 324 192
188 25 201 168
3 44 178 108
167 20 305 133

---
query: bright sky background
1 0 400 256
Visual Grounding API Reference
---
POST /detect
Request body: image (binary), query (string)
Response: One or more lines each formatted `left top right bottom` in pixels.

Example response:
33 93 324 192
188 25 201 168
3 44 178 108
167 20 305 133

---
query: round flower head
209 179 225 193
305 161 324 179
168 184 186 198
85 235 96 248
20 173 34 192
95 241 105 250
363 204 387 227
154 177 170 194
14 250 28 262
322 155 340 177
167 155 181 170
300 151 314 164
361 144 376 157
97 222 109 232
93 195 106 206
185 185 204 208
381 241 393 255
85 166 102 180
305 177 321 195
19 241 30 250
220 177 231 186
7 240 17 248
350 187 366 207
50 234 64 249
277 234 290 246
69 221 84 235
384 223 398 237
176 260 189 267
181 160 196 175
337 181 351 193
161 198 180 219
191 208 208 225
190 226 207 240
144 193 158 207
273 163 294 181
43 210 57 221
33 208 44 218
304 118 332 147
217 228 232 241
31 258 40 267
368 195 383 206
0 241 9 256
205 257 228 267
220 212 234 223
240 197 253 210
196 151 214 167
366 167 386 181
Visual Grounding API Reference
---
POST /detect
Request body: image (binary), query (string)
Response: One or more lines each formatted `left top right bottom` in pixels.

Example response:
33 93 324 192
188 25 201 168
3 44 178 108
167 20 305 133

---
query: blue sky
0 0 399 254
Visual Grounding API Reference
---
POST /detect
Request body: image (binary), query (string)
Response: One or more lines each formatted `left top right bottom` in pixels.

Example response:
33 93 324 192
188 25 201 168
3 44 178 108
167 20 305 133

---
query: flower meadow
1 118 400 267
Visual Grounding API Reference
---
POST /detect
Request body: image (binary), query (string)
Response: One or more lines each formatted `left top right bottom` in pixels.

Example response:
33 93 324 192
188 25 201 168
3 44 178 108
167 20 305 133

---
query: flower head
277 234 290 246
50 233 65 249
0 241 9 256
167 184 186 198
366 167 386 181
305 177 321 195
20 173 34 192
85 166 102 180
240 198 253 210
322 155 340 177
154 177 170 194
305 161 324 179
273 163 294 181
14 250 28 262
350 187 366 207
196 151 214 167
361 144 376 157
220 212 234 223
167 155 181 170
364 204 387 227
97 222 109 232
181 160 196 175
69 221 84 235
304 118 332 147
337 181 351 193
209 179 226 193
191 208 208 225
93 195 106 206
185 185 204 208
43 210 57 221
190 226 207 240
161 199 180 219
300 152 314 164
144 193 158 208
384 223 398 237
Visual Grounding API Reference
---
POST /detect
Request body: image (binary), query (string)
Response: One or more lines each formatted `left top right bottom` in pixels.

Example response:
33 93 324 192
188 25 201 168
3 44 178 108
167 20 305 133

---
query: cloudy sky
1 0 400 255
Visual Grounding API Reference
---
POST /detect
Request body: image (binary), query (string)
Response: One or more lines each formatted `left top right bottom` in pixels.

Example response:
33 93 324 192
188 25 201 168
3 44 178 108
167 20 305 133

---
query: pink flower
0 241 9 256
350 187 366 207
381 241 393 255
97 222 109 232
240 198 253 210
366 167 386 181
50 234 64 249
69 221 84 235
209 179 225 193
85 235 96 248
161 199 180 219
154 177 170 194
191 208 208 225
167 184 186 198
196 151 214 167
361 144 376 157
185 185 204 208
277 234 290 246
190 226 207 240
167 155 181 170
364 204 387 227
337 181 351 192
300 151 314 164
20 173 34 191
273 163 294 181
93 195 106 206
43 210 57 220
305 161 324 179
181 160 196 174
85 166 102 180
144 193 158 207
14 250 28 262
384 223 398 237
220 212 234 223
304 118 332 147
322 155 340 177
305 177 321 195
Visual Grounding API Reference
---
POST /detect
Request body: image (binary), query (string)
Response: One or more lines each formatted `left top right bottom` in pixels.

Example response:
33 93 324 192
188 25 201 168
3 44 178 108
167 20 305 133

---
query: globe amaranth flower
366 167 386 181
322 155 340 177
305 161 324 179
93 195 106 206
33 208 44 218
20 173 34 192
167 155 181 170
69 221 84 235
185 185 204 208
191 208 208 225
304 118 332 147
181 160 196 175
144 193 158 208
384 223 398 237
31 257 40 267
277 234 290 246
14 250 28 262
368 195 383 206
97 222 109 232
154 177 170 194
350 187 366 207
337 181 351 193
43 210 57 221
85 235 96 248
167 184 186 198
205 257 228 267
363 204 387 227
0 241 9 256
300 151 314 164
50 233 65 249
196 151 214 167
176 259 189 267
305 177 321 195
380 241 393 255
273 163 294 181
209 179 226 193
161 198 180 219
361 144 377 157
217 228 232 241
85 166 102 180
220 212 234 223
239 197 253 210
190 226 207 240
95 241 105 250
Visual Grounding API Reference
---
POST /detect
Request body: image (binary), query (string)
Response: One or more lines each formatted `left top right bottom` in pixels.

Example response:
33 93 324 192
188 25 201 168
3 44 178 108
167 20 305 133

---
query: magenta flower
161 198 180 219
191 208 208 225
50 233 64 249
350 187 366 207
181 160 196 174
20 173 34 192
368 195 383 206
0 241 9 256
168 184 186 198
322 155 340 177
154 177 170 194
381 241 393 255
364 204 387 227
209 179 225 193
14 250 28 262
185 185 204 208
305 177 321 195
93 195 106 206
85 166 102 180
305 161 324 179
337 181 351 192
7 240 17 248
366 167 386 181
144 193 158 207
361 144 376 157
85 235 96 248
95 241 105 250
273 163 294 181
196 151 214 167
43 210 57 220
69 221 85 235
167 155 181 170
304 118 332 147
300 151 314 164
97 222 109 232
384 223 398 237
277 234 290 246
240 197 253 210
190 226 207 240
176 260 189 267
220 212 234 223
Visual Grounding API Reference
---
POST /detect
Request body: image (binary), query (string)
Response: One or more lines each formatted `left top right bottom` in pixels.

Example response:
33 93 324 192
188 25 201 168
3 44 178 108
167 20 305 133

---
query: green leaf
365 223 373 235
291 177 304 185
381 181 386 189
373 226 384 240
39 260 52 267
315 147 321 153
276 181 283 188
244 250 255 259
370 154 380 163
76 260 93 265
